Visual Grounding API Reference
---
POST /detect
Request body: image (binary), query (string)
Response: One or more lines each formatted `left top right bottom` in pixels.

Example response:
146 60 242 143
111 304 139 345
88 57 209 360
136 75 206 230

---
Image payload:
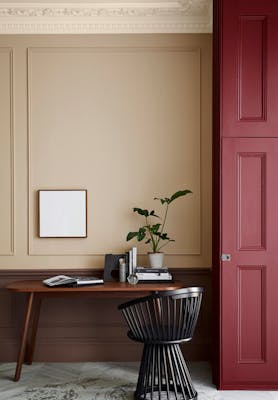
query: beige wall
0 34 212 269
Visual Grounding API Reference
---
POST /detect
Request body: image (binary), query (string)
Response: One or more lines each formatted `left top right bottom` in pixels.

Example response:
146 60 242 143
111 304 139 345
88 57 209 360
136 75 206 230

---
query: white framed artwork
39 190 87 238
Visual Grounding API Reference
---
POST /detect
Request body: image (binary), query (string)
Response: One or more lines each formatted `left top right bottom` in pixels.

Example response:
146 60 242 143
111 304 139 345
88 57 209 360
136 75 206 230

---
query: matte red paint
222 0 278 137
221 139 278 387
213 0 278 389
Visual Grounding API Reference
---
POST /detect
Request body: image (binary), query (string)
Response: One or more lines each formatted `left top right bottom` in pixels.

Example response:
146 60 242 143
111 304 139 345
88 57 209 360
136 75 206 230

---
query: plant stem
145 216 157 252
154 204 169 252
157 240 171 252
161 203 169 236
155 203 169 250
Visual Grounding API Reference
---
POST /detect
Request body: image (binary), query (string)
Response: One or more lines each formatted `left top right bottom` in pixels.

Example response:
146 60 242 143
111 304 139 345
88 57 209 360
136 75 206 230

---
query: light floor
0 362 277 400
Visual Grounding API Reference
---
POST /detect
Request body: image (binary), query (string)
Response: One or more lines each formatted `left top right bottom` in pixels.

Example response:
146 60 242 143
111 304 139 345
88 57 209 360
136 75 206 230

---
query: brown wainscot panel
0 268 211 362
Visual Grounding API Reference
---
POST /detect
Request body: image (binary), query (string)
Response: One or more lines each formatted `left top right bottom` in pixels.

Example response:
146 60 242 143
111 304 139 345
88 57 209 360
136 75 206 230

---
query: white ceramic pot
148 252 164 269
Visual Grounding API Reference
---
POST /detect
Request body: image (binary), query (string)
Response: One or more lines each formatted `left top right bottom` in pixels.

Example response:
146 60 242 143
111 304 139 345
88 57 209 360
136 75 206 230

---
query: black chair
118 287 203 400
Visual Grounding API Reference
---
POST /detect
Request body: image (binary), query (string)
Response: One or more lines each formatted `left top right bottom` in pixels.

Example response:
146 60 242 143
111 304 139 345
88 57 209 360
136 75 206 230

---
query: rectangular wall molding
27 46 202 257
0 48 15 256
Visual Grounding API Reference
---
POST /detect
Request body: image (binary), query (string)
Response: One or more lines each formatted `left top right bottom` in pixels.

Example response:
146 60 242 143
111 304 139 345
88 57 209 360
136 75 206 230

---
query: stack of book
135 267 173 282
126 247 137 276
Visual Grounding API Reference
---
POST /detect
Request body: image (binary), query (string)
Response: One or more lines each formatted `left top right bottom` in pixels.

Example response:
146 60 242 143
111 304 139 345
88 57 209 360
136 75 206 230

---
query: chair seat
127 329 192 344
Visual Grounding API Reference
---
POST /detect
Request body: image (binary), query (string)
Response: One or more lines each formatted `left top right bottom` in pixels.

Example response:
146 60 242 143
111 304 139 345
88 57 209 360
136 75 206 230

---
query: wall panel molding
0 267 211 362
0 1 212 34
0 47 15 256
27 46 202 257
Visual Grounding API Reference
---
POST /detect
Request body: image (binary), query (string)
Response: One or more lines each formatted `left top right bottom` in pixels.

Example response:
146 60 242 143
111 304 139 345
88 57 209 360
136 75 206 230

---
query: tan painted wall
0 34 212 270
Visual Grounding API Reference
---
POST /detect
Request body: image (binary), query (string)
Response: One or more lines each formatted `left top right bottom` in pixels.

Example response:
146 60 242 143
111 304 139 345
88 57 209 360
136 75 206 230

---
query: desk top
7 280 183 295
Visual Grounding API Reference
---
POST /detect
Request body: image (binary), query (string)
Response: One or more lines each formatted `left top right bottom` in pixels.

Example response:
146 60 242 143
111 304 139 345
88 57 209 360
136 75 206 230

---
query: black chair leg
135 344 197 400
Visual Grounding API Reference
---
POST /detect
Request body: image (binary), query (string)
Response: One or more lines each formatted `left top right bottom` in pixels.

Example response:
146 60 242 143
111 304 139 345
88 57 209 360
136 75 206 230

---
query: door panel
221 138 278 386
237 152 266 250
238 265 266 363
239 16 266 122
222 0 278 137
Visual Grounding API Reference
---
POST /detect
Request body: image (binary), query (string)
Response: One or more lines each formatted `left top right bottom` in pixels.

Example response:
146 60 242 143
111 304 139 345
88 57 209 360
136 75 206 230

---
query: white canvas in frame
39 190 87 238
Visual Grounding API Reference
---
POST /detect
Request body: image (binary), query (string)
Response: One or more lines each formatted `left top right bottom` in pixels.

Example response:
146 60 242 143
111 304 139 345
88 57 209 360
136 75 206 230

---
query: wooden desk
7 280 183 381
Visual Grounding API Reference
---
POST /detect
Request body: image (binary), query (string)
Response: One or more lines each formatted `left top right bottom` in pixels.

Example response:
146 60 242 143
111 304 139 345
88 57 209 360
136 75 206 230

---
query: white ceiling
0 0 212 34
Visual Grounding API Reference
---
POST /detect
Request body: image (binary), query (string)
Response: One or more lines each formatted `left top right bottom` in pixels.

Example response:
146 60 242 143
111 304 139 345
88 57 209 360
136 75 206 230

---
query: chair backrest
118 287 203 344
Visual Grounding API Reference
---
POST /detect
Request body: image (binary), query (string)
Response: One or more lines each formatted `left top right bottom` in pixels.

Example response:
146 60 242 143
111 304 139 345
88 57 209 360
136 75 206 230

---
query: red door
215 0 278 389
221 138 278 388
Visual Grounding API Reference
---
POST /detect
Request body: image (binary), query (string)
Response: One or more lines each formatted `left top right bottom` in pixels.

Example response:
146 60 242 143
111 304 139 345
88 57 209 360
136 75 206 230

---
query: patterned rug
0 362 277 400
0 362 138 400
13 378 135 400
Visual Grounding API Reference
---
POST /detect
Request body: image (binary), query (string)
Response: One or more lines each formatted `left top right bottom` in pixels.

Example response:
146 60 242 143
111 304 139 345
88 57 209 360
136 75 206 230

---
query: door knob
221 254 231 261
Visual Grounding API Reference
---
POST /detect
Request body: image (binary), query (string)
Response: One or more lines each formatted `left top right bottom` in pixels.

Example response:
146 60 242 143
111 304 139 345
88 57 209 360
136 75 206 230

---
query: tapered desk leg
25 296 41 365
14 292 34 382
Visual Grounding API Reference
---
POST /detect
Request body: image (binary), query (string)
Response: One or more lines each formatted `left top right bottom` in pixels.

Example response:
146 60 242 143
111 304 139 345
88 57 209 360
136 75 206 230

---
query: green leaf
160 233 169 240
155 232 173 241
126 231 139 241
138 227 146 241
154 197 170 205
149 210 159 218
168 189 192 204
133 207 149 217
150 223 161 233
152 232 161 237
145 239 151 244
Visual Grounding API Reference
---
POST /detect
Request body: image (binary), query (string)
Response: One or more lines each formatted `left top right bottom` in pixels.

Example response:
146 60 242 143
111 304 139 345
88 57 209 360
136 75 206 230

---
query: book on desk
43 275 104 287
135 267 173 282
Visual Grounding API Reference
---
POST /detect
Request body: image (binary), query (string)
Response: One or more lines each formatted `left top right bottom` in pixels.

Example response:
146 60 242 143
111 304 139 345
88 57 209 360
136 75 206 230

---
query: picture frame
38 189 87 238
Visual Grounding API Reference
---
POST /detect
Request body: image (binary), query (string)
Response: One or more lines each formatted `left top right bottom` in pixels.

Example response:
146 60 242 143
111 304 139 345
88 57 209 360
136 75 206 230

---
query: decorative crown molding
0 1 212 34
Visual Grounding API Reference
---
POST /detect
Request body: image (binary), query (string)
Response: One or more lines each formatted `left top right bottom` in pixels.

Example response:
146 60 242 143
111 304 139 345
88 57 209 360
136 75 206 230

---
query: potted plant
126 189 192 268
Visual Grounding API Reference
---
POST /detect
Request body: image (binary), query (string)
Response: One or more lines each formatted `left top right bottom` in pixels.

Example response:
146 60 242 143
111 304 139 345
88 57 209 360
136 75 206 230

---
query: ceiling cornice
0 1 212 34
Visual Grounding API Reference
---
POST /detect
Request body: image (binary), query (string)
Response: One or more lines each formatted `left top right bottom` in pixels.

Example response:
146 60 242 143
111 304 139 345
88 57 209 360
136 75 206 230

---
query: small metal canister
119 258 126 283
